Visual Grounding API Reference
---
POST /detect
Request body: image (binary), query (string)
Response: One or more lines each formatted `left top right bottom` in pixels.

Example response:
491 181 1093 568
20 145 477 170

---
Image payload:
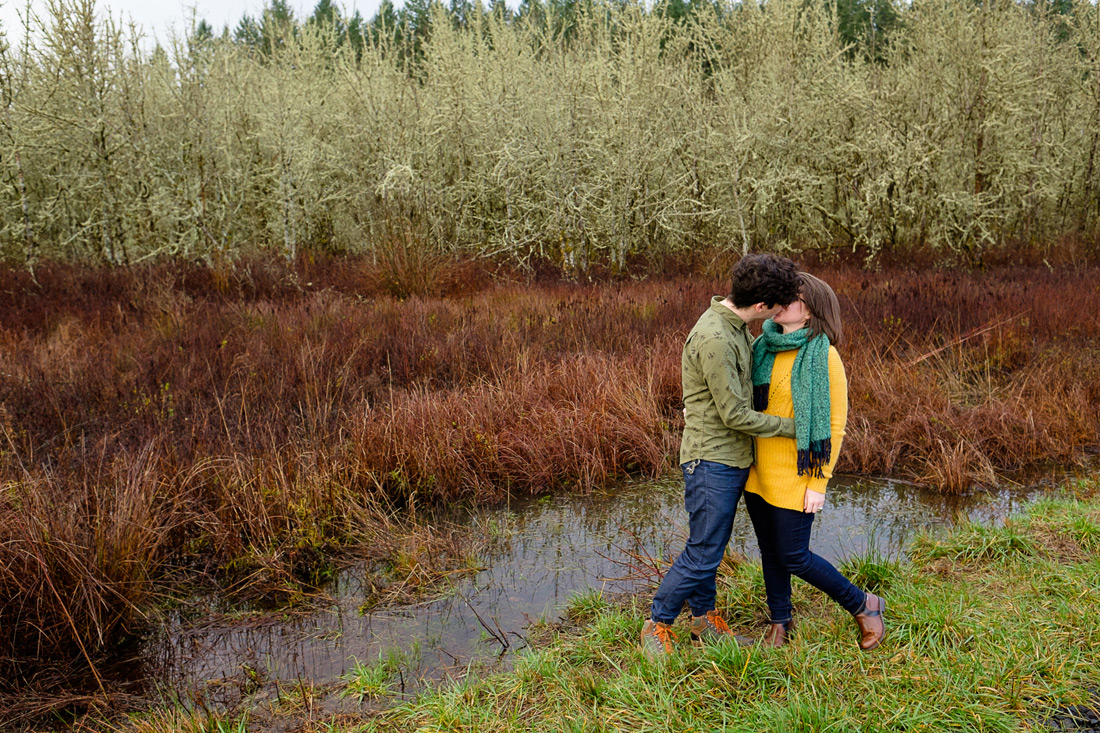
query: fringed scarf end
796 438 832 479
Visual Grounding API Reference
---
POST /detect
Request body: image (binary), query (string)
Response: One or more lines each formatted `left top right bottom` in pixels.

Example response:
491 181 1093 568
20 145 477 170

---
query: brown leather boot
640 619 677 660
854 593 886 651
760 619 793 648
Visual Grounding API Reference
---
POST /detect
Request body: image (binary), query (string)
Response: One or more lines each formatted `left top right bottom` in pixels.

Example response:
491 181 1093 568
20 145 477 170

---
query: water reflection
144 477 1040 711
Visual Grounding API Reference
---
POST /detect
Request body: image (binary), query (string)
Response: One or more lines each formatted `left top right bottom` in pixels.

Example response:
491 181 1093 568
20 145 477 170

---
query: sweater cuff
807 476 829 494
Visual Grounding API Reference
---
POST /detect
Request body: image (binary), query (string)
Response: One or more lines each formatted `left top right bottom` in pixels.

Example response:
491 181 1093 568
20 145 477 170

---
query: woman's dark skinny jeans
744 490 866 624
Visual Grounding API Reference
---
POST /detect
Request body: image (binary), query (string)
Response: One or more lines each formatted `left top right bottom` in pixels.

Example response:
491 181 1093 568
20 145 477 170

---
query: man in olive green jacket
641 254 801 658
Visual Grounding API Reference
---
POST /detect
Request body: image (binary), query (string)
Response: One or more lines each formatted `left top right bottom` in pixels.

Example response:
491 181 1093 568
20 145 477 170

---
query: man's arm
698 337 795 438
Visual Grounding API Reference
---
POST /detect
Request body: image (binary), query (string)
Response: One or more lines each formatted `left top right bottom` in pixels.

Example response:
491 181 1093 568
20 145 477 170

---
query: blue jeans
650 460 748 624
743 490 866 623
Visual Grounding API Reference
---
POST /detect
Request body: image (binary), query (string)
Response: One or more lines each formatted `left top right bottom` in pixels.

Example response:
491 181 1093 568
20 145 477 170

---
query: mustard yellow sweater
745 346 848 511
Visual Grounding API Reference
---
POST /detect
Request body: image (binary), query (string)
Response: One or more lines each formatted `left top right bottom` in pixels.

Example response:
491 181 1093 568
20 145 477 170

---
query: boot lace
651 623 677 651
706 611 732 634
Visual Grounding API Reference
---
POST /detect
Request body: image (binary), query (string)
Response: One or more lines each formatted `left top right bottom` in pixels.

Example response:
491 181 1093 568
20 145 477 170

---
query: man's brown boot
760 619 793 648
854 593 886 651
640 619 677 660
690 610 754 648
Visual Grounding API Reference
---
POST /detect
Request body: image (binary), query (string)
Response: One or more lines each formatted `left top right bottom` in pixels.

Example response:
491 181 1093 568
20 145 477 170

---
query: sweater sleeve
697 334 796 439
807 347 848 494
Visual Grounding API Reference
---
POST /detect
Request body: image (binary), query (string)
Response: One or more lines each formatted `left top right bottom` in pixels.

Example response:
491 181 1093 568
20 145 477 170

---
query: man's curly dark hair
728 253 801 309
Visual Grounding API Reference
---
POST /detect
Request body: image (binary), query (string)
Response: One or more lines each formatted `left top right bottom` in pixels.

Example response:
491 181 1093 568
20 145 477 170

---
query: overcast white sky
0 0 381 48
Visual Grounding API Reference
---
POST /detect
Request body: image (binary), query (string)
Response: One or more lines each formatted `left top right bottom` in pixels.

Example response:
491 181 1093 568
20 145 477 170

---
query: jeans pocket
700 461 732 489
683 460 704 515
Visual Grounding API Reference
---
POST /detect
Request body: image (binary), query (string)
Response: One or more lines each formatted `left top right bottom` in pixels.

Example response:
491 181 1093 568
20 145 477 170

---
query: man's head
728 254 801 320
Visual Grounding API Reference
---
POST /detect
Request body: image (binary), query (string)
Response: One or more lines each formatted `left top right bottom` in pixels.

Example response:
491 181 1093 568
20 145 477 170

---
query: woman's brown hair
799 272 843 346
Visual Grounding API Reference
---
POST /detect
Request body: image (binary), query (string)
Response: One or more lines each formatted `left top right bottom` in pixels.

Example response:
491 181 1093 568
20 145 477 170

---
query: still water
143 476 1038 712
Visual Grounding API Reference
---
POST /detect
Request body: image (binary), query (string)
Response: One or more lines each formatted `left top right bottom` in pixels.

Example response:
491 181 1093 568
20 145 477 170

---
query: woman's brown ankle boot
761 619 793 648
854 593 886 651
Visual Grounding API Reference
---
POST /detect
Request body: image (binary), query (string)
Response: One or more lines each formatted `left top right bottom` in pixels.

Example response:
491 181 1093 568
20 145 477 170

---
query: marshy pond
138 476 1040 716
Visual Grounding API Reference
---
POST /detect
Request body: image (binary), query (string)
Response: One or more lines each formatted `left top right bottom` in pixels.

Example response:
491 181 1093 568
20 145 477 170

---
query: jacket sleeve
697 335 796 439
807 347 848 494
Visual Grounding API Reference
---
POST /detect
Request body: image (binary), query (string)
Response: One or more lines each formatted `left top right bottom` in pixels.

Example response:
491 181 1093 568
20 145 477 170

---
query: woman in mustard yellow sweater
744 273 886 651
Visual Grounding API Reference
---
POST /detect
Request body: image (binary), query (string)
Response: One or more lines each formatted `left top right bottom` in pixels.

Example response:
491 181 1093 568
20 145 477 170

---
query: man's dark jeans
650 460 748 624
743 490 866 623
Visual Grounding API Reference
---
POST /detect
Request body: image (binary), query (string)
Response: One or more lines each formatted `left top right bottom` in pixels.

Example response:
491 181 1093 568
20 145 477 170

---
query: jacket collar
710 296 747 331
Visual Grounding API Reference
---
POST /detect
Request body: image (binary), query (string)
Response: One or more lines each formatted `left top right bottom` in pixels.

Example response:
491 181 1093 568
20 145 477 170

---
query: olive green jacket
679 297 796 468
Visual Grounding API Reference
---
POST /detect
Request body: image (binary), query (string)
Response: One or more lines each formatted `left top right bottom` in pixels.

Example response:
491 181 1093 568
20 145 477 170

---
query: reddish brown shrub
0 447 179 680
1 257 1098 672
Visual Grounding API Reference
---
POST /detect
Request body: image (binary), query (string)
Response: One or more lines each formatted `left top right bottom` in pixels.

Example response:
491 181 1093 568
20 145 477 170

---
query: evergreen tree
402 0 435 40
835 0 901 63
346 10 367 58
307 0 347 47
193 19 214 43
368 0 401 48
309 0 343 30
659 0 692 23
234 13 262 49
548 0 582 41
262 0 297 55
517 0 548 30
450 0 475 28
488 0 513 22
235 1 298 57
398 0 435 65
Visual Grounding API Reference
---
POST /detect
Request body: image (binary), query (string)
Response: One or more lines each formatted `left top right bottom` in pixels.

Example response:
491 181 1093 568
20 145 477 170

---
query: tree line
1 0 1098 269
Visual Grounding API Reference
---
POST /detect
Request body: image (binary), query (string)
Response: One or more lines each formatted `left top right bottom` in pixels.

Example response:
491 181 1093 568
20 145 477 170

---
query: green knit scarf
752 319 832 478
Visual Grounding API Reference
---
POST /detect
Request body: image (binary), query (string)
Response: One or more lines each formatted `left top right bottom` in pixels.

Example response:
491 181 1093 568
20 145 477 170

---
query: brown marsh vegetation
1 255 1099 704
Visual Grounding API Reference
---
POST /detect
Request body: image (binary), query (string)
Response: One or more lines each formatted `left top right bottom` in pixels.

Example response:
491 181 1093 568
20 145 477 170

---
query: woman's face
773 295 812 331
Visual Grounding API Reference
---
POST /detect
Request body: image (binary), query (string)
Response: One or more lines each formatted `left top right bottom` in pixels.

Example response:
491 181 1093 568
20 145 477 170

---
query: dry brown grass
0 448 178 689
0 255 1097 684
832 266 1100 490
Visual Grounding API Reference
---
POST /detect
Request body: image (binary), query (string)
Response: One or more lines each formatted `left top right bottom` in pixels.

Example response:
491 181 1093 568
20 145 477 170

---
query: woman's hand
804 489 826 514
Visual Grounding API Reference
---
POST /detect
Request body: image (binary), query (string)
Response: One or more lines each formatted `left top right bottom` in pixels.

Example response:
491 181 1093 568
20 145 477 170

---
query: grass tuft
910 520 1038 565
340 648 412 703
564 589 613 622
838 531 903 594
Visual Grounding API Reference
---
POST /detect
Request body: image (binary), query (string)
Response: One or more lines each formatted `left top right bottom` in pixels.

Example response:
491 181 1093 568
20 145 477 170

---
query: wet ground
136 475 1041 718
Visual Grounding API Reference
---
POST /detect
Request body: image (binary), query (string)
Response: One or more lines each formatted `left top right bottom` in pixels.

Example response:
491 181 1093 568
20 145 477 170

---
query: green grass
120 710 250 733
564 589 615 622
341 645 417 702
350 496 1100 732
837 528 902 595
